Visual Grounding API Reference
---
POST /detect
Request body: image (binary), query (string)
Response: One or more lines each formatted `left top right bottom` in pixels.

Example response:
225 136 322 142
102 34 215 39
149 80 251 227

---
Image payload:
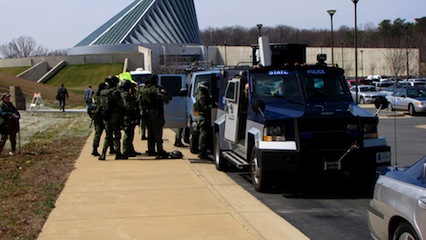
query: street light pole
405 26 409 79
360 49 364 77
352 0 359 103
341 41 344 68
327 9 336 66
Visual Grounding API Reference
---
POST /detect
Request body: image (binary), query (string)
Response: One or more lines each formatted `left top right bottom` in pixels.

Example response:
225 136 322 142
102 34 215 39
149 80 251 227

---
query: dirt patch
0 111 91 239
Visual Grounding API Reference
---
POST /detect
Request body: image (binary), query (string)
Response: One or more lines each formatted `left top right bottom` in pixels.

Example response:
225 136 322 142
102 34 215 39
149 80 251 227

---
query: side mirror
179 89 188 96
374 96 388 110
252 99 266 116
423 163 426 181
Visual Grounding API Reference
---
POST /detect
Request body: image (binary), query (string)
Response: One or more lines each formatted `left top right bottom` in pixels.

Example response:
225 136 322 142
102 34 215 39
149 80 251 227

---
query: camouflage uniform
140 75 172 158
89 83 107 156
193 82 212 159
99 76 126 160
120 81 140 156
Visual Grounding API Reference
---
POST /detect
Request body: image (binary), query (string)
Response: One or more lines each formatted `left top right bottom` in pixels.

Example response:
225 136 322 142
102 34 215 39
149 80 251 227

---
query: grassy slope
0 63 123 108
46 63 123 95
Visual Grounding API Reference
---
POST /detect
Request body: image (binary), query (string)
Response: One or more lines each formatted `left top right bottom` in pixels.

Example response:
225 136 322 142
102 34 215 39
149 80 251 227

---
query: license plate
376 152 390 163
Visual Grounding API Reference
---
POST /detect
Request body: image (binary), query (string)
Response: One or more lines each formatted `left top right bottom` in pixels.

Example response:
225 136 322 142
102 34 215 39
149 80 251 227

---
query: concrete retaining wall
17 61 49 82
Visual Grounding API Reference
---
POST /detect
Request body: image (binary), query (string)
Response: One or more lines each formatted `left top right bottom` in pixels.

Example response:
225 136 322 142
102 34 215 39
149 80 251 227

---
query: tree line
200 17 426 63
1 17 425 64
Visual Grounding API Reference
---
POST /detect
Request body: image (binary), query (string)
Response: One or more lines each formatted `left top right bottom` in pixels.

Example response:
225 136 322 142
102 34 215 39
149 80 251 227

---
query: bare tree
384 48 407 78
0 36 48 58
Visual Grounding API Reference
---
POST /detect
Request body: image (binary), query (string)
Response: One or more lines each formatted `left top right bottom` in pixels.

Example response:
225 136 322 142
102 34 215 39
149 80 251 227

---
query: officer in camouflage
139 74 172 159
119 80 141 157
193 81 212 160
88 82 107 156
99 75 127 160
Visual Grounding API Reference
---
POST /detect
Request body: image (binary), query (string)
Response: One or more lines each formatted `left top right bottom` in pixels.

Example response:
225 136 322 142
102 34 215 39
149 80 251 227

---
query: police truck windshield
251 69 350 103
252 71 301 99
303 71 350 102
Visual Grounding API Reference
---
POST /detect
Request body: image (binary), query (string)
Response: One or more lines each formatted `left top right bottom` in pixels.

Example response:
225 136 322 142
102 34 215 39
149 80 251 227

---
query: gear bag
99 88 113 120
87 97 101 120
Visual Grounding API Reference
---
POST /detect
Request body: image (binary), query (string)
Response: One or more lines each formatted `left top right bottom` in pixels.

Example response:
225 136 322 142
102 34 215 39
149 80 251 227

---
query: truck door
224 79 240 143
158 74 187 128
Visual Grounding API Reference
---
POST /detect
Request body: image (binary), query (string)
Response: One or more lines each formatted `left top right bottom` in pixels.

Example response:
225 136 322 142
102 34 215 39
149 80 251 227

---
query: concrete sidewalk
37 128 308 240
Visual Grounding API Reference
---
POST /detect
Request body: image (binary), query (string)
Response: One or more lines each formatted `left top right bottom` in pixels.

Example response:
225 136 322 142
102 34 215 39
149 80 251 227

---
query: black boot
92 148 100 156
98 148 107 160
174 139 185 147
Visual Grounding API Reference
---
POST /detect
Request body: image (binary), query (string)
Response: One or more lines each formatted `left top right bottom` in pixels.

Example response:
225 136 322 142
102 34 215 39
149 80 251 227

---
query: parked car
350 85 386 104
367 75 392 82
368 155 426 240
399 80 426 87
386 87 426 115
379 84 399 96
374 79 395 91
347 78 372 87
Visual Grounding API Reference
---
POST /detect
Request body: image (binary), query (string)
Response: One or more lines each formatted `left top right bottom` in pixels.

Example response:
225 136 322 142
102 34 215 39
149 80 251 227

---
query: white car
368 156 426 240
386 87 426 115
350 85 386 104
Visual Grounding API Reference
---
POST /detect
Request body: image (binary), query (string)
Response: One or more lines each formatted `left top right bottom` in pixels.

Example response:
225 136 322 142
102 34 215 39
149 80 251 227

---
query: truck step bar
222 151 249 169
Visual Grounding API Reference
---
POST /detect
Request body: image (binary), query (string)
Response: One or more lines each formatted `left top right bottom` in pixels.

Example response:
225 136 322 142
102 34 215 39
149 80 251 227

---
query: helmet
105 75 119 86
170 150 183 159
119 80 132 90
198 81 209 90
149 74 159 85
97 82 107 93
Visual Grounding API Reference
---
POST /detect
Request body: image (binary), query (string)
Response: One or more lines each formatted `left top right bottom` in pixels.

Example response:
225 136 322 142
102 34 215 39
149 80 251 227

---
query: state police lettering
307 69 326 75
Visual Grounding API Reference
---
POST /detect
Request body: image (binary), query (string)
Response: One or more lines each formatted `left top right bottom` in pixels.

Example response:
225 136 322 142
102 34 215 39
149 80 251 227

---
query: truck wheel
250 147 270 192
214 132 227 170
189 123 199 154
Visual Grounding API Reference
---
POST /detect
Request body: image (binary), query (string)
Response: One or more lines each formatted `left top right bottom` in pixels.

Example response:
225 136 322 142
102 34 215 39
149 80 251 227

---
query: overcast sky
0 0 424 51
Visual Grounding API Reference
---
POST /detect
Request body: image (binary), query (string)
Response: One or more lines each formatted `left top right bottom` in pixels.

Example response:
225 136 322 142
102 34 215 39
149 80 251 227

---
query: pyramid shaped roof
75 0 201 47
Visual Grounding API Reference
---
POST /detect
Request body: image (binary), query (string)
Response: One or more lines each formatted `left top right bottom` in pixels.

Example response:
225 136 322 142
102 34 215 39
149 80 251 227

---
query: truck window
160 76 183 97
131 73 151 86
225 81 238 101
252 73 301 98
304 74 346 99
193 74 214 97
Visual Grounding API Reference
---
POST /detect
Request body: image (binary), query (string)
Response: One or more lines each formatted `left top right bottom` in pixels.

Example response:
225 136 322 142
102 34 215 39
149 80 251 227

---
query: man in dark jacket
0 93 20 155
57 83 69 112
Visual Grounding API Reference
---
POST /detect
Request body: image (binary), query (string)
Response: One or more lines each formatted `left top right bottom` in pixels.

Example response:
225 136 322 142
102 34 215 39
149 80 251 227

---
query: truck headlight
263 126 285 141
363 123 378 139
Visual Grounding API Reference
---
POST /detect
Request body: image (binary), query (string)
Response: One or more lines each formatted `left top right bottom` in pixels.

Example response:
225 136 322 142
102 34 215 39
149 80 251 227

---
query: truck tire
214 132 227 170
189 123 199 154
250 147 270 192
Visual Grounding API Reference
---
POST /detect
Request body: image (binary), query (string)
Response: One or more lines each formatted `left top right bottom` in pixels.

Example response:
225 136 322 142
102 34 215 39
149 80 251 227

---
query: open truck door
224 78 241 143
158 74 187 128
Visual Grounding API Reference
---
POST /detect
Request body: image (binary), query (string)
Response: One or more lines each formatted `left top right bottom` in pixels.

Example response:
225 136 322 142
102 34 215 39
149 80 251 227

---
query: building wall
306 47 420 78
0 46 420 78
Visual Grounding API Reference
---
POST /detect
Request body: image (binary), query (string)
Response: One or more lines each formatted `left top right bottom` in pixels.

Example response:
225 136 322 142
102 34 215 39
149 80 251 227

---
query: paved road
222 108 426 240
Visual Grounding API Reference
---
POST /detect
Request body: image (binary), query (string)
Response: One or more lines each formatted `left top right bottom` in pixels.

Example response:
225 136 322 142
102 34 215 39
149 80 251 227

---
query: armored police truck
213 37 391 192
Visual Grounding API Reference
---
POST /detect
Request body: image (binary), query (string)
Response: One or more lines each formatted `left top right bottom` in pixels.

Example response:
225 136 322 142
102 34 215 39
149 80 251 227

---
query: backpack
99 88 113 120
141 85 157 109
87 96 101 120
